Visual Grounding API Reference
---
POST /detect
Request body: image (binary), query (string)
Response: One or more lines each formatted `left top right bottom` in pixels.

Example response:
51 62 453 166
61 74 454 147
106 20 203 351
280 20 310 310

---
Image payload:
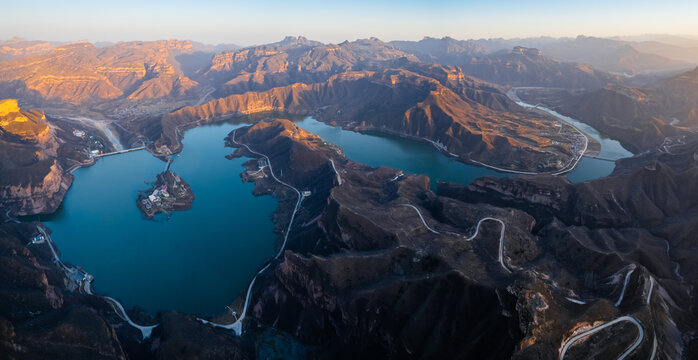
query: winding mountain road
559 316 644 360
397 206 511 274
198 128 303 336
614 265 636 307
399 204 440 234
463 217 511 274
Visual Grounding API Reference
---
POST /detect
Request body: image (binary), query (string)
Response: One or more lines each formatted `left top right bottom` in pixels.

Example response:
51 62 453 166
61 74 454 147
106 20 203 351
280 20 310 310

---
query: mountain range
2 33 698 359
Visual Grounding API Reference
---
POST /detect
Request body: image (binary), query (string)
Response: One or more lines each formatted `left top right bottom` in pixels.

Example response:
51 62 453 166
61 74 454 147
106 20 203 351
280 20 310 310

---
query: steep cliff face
0 100 73 215
218 119 695 359
0 40 205 104
140 68 575 173
196 38 419 96
0 161 72 216
0 99 50 141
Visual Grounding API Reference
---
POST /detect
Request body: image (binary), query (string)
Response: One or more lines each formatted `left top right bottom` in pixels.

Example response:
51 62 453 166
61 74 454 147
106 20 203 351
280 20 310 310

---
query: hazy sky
3 0 698 45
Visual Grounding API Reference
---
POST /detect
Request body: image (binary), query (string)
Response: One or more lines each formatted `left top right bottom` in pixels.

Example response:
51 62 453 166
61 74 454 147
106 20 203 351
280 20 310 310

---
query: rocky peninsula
212 118 696 359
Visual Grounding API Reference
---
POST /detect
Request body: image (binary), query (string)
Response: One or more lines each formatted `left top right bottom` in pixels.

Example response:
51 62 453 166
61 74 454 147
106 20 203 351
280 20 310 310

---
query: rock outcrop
0 40 206 105
196 38 419 97
0 100 74 216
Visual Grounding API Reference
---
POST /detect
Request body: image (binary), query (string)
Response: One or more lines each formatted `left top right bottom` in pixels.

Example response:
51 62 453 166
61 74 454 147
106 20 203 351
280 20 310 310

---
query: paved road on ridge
198 128 304 336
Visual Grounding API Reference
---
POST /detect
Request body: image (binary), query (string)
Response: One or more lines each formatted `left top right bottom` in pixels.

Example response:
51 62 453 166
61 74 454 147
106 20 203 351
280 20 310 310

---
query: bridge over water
94 146 145 158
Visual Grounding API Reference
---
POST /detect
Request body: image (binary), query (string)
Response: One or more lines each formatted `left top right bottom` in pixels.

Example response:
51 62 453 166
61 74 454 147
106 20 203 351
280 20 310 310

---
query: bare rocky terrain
1 35 698 359
215 119 696 359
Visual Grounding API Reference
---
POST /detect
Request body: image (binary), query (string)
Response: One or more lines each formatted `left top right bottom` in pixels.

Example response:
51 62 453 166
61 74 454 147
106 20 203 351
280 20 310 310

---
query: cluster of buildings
72 128 86 138
142 184 171 210
73 128 106 157
139 173 189 214
30 234 45 244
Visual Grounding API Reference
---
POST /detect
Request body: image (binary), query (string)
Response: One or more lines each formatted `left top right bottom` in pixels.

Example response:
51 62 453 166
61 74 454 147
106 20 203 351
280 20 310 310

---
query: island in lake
137 170 194 219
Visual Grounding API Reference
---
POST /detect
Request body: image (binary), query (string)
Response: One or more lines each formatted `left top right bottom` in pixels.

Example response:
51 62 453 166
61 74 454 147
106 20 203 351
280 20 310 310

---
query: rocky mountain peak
0 99 20 116
0 99 49 140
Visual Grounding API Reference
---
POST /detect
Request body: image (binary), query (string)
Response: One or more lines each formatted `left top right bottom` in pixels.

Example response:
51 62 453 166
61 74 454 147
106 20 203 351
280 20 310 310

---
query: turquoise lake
43 122 278 315
295 114 632 185
41 105 631 316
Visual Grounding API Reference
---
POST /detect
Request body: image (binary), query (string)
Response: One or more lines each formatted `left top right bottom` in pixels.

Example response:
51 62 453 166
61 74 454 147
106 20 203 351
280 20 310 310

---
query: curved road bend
565 297 587 305
559 316 644 360
463 217 512 274
5 210 20 224
396 207 512 274
198 129 303 335
102 296 157 339
399 204 440 234
615 265 636 307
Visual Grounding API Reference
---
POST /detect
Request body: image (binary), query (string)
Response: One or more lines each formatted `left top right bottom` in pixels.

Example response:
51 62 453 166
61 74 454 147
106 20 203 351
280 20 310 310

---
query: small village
72 127 106 157
137 170 194 219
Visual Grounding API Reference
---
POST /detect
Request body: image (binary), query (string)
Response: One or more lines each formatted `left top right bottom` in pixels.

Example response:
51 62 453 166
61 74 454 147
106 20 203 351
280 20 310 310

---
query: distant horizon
4 33 698 49
4 0 698 47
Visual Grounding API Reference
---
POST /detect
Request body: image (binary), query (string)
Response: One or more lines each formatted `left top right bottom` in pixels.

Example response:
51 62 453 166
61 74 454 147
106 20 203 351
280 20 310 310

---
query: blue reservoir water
295 118 505 186
295 116 630 186
43 122 278 315
41 106 630 316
